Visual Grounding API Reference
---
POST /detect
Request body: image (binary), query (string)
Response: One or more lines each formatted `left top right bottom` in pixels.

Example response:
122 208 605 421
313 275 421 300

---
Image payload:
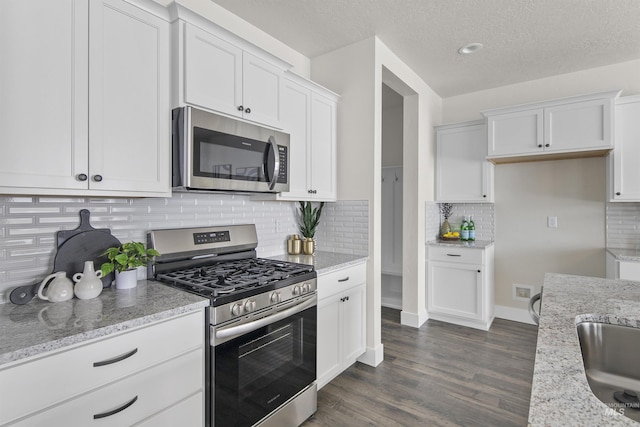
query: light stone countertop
608 247 640 262
269 251 367 275
426 239 494 250
0 280 209 367
528 273 640 426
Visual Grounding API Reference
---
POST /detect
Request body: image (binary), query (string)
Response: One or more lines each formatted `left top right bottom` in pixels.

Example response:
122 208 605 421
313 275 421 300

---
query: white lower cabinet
606 251 640 281
426 245 494 331
0 310 204 427
317 262 366 389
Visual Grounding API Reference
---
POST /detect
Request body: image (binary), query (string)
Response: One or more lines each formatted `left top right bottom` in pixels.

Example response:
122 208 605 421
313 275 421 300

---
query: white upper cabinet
253 72 338 202
0 0 89 191
483 90 620 163
180 22 284 129
0 0 171 197
89 0 171 195
608 95 640 201
435 121 494 203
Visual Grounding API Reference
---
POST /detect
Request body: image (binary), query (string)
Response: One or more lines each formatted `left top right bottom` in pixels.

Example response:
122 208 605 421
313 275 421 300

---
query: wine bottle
468 216 475 241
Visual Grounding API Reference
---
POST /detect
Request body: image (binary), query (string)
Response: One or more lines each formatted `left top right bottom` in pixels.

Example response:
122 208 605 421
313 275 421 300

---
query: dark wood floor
303 307 538 426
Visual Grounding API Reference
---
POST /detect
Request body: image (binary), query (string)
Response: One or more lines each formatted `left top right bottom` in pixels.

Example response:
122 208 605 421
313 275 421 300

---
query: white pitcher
73 261 103 300
38 272 74 302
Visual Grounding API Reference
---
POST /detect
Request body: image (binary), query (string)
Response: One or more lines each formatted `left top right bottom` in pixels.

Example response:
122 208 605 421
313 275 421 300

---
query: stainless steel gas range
147 224 317 427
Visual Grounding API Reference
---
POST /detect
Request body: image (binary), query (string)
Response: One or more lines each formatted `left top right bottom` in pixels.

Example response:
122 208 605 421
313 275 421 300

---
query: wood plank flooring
303 307 538 426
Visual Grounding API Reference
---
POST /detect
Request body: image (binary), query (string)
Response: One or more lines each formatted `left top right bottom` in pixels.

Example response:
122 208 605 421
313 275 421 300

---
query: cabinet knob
77 173 88 182
616 192 621 196
245 107 251 114
477 269 481 273
537 144 543 148
483 194 487 198
92 175 103 182
237 105 244 111
545 144 550 147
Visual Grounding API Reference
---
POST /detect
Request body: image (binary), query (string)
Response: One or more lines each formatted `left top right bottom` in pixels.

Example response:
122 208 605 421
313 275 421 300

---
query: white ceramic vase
73 261 103 300
115 269 138 290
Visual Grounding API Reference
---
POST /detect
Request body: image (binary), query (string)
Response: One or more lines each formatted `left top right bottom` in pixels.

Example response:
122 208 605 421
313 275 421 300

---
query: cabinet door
342 284 366 365
242 53 283 128
619 261 640 281
88 0 170 194
611 98 640 201
544 98 612 152
309 93 337 200
183 23 243 118
317 296 342 389
427 261 482 321
436 123 489 202
487 109 543 157
0 0 88 190
280 78 311 199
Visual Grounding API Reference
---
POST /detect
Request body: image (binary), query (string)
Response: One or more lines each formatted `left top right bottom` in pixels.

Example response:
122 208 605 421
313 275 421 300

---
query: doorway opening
381 83 403 309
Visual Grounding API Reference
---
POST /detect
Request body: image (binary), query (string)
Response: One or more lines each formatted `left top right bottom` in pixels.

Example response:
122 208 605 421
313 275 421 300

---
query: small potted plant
100 242 160 289
298 201 324 255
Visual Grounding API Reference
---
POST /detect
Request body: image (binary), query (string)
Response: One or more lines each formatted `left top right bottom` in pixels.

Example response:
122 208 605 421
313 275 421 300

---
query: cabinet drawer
12 349 203 427
317 262 366 301
428 246 484 264
135 392 203 427
0 310 204 425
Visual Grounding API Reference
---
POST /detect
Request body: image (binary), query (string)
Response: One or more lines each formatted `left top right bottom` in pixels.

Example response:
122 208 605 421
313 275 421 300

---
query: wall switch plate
513 284 534 301
547 216 558 228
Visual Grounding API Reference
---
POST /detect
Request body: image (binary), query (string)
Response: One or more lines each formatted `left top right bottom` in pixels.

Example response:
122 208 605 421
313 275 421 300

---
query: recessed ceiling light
458 43 483 55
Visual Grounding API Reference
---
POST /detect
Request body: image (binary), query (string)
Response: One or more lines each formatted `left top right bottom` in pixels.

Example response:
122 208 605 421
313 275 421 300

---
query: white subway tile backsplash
606 202 640 249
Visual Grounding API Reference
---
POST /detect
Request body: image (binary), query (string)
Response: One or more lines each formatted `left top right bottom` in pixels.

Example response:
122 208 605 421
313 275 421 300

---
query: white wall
382 85 403 167
311 36 442 366
441 59 640 315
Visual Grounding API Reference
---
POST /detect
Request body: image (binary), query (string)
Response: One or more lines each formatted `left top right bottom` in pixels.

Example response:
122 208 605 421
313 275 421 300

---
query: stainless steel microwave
172 106 289 193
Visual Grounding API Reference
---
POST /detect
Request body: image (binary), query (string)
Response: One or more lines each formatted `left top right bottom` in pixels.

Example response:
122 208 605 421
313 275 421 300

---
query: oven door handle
214 294 316 343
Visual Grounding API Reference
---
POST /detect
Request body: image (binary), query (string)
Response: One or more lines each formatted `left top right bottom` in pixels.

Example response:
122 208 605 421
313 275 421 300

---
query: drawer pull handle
93 396 138 419
446 254 461 257
338 277 350 282
93 348 138 367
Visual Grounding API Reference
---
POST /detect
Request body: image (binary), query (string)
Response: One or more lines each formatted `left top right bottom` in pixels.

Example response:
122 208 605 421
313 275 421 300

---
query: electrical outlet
513 284 533 301
547 216 558 228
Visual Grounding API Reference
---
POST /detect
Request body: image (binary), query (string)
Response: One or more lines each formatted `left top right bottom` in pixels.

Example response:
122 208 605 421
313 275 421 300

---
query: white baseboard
494 305 536 325
357 343 384 367
400 308 428 328
381 300 402 310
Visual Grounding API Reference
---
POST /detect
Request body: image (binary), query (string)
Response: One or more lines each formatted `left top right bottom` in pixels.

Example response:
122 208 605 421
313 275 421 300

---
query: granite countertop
269 251 367 275
528 273 640 426
426 239 494 249
608 247 640 262
0 280 209 367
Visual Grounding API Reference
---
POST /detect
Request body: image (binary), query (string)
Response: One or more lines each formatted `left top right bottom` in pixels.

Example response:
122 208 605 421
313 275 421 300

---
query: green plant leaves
100 242 160 275
298 201 324 238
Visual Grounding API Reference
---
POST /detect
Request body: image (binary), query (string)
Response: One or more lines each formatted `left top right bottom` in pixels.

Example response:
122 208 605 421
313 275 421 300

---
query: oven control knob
244 300 256 313
292 285 302 296
270 291 281 304
302 283 311 293
230 303 243 316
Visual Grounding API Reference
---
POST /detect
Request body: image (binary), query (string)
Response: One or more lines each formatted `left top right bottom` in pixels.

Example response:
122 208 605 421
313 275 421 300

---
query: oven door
174 106 289 193
211 295 316 427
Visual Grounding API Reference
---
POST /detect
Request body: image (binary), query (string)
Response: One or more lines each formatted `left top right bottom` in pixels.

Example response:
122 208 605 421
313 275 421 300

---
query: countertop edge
0 300 209 367
607 247 640 262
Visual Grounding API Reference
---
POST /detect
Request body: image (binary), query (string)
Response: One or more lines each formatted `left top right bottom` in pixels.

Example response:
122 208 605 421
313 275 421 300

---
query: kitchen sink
576 321 640 422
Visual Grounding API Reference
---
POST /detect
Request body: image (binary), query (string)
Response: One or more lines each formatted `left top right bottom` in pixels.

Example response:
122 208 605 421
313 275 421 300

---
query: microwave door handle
266 136 279 190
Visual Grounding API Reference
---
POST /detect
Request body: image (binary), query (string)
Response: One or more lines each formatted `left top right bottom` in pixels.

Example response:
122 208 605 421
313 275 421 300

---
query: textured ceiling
210 0 640 97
